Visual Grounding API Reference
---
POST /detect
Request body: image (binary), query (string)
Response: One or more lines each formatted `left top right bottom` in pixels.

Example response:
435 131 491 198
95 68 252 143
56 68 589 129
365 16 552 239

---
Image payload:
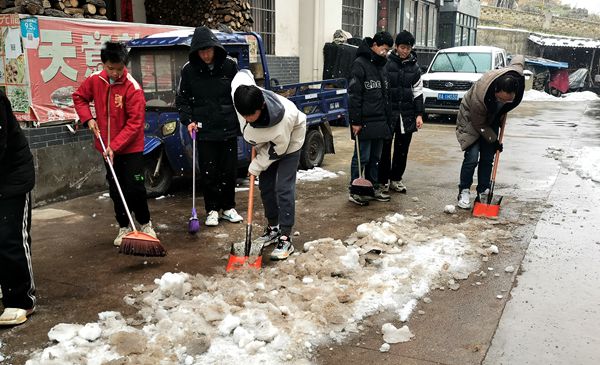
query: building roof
528 33 600 48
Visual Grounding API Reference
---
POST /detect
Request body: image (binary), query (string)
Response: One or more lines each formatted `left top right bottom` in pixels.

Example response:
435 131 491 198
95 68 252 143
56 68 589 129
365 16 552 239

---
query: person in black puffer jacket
378 30 424 194
0 90 36 326
176 26 243 227
348 31 394 206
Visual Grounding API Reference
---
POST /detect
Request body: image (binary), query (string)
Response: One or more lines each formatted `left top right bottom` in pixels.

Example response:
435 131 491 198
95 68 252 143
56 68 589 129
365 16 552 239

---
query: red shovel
473 120 505 219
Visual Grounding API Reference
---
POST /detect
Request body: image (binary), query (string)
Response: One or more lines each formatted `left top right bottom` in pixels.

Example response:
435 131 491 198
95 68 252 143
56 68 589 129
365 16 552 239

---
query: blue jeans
459 137 497 194
350 138 384 186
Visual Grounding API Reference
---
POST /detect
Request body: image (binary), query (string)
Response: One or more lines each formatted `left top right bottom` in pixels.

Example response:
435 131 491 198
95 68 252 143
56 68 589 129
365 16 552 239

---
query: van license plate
438 93 459 101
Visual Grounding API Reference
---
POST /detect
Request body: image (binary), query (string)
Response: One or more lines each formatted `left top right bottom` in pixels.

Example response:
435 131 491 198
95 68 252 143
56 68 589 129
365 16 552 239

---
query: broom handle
192 129 196 209
96 133 137 232
355 134 364 179
488 117 506 203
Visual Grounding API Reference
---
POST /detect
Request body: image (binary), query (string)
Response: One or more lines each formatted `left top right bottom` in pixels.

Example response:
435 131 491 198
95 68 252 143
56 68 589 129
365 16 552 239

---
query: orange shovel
472 120 505 219
226 148 262 271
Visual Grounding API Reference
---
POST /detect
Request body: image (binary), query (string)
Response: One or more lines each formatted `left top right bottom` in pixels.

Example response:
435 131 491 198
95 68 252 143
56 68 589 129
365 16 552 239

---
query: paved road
1 99 599 365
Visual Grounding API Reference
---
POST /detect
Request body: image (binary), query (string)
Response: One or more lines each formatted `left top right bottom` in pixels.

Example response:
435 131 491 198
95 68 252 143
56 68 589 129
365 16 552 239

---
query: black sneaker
270 235 294 260
254 225 280 247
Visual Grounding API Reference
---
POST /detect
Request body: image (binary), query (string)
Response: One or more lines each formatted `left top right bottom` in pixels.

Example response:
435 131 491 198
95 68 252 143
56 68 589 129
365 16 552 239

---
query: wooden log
85 0 105 7
90 14 106 20
97 6 105 15
54 1 65 10
63 6 83 14
82 3 95 14
44 8 70 16
1 6 21 13
24 0 44 14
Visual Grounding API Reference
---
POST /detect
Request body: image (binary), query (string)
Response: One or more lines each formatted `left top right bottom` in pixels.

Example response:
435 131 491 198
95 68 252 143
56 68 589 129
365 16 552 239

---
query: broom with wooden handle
96 132 166 257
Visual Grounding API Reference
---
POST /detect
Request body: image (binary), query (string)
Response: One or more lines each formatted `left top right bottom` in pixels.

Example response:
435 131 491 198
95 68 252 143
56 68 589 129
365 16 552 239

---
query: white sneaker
205 210 219 226
457 189 471 209
390 180 407 193
114 227 132 246
478 188 491 204
140 221 157 238
221 208 243 223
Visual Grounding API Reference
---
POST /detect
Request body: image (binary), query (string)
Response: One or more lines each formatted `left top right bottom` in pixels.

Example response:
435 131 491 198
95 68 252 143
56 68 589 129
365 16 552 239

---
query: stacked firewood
0 0 110 20
146 0 254 30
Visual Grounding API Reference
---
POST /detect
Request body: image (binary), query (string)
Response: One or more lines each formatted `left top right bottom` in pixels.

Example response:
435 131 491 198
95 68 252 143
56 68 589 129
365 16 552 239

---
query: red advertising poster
17 16 178 123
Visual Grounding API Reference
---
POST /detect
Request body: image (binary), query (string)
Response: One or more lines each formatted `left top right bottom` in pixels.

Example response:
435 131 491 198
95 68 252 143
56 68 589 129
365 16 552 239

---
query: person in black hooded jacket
348 31 394 206
378 30 424 194
176 26 242 227
0 90 36 326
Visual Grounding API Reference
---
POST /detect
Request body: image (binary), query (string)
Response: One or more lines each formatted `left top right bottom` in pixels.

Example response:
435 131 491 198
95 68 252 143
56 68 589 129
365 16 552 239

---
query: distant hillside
483 0 600 22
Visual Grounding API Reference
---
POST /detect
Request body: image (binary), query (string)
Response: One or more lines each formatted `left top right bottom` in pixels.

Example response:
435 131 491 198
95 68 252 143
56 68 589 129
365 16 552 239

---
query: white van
422 46 508 117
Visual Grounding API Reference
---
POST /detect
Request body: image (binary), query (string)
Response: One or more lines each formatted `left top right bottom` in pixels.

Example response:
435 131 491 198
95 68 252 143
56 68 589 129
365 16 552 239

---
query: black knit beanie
395 30 415 46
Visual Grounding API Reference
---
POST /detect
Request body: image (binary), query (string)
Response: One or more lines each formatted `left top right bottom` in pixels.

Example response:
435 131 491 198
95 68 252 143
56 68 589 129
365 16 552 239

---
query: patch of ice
382 323 414 343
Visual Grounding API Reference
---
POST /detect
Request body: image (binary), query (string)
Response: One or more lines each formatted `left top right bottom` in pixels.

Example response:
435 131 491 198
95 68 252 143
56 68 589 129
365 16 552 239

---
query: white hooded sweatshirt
231 69 307 176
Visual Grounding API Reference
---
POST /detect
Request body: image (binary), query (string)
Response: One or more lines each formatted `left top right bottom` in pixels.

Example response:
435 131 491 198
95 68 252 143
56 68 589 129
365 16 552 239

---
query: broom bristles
119 232 167 257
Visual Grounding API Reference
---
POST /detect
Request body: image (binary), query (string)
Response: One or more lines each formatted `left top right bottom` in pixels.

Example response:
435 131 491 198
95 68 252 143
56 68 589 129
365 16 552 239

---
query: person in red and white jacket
73 41 157 246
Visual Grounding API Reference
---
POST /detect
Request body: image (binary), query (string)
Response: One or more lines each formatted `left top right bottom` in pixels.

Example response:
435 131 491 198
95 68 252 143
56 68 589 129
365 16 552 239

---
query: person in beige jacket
232 69 307 260
456 55 525 209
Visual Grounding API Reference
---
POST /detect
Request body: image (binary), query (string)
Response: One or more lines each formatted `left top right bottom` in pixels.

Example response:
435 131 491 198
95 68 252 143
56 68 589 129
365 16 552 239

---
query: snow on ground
575 147 600 183
25 214 511 365
523 90 599 102
545 146 600 184
296 167 339 182
0 339 4 362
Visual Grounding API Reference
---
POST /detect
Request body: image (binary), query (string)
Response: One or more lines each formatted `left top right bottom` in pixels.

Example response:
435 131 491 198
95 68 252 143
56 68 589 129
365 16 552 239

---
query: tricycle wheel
299 129 325 169
143 154 172 197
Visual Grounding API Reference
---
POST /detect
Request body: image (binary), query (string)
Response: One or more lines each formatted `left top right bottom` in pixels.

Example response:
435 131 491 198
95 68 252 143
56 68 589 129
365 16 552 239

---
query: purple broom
188 128 200 234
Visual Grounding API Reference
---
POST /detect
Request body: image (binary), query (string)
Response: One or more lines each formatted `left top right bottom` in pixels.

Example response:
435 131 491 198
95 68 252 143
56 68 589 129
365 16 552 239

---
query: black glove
493 140 503 153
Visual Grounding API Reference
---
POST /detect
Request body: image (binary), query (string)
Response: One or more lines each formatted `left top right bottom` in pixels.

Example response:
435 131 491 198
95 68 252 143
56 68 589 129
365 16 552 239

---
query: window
343 0 364 38
430 52 493 74
250 0 275 55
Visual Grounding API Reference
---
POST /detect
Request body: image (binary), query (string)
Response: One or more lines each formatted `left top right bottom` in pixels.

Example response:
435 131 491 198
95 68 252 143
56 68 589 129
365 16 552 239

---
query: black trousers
105 152 151 228
379 131 413 184
197 138 238 213
259 150 301 236
0 192 36 310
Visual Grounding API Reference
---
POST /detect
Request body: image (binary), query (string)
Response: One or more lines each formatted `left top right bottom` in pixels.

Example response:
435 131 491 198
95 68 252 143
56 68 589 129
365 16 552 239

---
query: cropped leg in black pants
197 138 238 213
105 152 151 228
379 131 413 184
0 192 36 310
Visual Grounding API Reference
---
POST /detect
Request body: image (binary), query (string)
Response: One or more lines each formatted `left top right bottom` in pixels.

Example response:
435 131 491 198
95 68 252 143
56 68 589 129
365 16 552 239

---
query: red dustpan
472 120 505 219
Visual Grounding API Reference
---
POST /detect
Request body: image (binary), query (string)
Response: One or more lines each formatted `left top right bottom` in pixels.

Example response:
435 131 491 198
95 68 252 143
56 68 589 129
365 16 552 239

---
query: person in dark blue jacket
0 90 36 326
348 31 394 206
379 30 424 194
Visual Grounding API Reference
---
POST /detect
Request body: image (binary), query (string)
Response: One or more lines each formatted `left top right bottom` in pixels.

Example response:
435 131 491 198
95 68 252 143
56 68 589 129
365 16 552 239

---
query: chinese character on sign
39 30 78 82
81 31 111 77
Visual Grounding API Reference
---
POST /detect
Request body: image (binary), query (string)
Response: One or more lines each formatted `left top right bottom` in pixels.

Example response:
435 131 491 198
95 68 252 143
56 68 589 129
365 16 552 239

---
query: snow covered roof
528 34 600 48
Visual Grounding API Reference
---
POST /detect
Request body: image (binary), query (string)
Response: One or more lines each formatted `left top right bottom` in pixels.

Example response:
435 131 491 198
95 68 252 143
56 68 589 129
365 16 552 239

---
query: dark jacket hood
389 49 417 65
189 26 227 67
356 37 387 67
253 89 285 128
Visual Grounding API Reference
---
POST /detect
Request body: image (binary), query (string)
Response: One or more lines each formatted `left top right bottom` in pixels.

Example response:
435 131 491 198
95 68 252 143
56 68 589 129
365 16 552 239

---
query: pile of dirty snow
523 90 599 102
575 146 600 183
25 214 511 364
297 167 339 182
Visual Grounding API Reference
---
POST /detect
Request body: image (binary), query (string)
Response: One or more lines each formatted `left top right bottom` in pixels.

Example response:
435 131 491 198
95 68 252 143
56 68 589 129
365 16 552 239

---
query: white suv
422 46 507 117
